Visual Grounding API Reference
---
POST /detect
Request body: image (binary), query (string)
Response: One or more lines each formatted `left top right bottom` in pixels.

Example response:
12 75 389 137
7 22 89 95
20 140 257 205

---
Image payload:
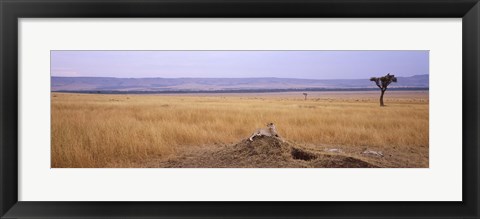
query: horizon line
51 74 429 80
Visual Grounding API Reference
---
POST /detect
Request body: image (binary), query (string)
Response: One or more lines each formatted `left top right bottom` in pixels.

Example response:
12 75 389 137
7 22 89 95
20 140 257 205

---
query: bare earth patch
143 136 380 168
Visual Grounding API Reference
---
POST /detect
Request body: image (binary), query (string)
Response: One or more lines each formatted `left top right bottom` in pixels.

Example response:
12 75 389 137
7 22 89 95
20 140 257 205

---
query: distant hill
51 74 428 93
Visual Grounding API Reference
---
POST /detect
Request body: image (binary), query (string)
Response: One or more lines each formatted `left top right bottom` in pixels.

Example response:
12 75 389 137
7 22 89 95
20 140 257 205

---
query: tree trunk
380 89 385 106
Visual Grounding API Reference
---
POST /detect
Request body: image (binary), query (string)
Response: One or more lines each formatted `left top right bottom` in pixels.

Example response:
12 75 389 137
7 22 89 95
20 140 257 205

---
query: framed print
1 0 479 218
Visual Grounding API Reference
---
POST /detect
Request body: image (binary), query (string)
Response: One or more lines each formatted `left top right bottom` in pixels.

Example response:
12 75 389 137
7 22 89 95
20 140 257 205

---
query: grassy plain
51 91 429 168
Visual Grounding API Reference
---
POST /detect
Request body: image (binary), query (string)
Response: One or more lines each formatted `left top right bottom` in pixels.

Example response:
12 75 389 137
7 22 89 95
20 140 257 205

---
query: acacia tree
303 93 308 100
370 73 397 106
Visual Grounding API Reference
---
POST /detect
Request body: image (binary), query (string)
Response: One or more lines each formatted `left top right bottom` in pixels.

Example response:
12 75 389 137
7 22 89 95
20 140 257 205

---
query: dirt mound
161 136 379 168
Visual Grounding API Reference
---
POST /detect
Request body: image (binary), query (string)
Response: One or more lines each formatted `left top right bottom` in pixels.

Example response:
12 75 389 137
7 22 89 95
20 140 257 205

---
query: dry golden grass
51 91 429 168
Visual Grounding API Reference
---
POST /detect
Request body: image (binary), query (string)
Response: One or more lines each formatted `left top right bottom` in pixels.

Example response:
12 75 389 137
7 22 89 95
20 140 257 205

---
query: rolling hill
51 74 428 93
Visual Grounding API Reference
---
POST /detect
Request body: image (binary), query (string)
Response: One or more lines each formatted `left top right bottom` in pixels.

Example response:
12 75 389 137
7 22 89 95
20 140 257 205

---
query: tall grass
51 91 429 168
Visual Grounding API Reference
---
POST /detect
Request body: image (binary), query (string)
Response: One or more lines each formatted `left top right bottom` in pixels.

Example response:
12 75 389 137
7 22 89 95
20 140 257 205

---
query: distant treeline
52 87 429 94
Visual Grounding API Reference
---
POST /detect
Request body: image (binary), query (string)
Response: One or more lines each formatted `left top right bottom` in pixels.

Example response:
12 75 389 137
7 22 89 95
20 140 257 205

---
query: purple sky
51 51 429 79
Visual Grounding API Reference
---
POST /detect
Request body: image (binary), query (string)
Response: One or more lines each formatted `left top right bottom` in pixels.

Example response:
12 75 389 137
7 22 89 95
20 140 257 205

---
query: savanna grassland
51 91 429 168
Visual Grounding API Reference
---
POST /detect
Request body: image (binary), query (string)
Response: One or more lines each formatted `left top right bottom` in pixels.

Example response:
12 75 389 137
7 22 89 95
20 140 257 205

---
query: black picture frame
1 0 479 218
